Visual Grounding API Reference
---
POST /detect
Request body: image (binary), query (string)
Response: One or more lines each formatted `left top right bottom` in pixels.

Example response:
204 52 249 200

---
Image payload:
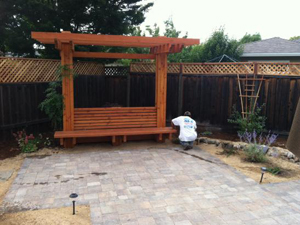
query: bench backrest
74 107 157 130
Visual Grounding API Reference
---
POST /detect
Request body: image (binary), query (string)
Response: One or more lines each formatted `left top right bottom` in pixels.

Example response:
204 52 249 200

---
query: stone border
196 137 300 164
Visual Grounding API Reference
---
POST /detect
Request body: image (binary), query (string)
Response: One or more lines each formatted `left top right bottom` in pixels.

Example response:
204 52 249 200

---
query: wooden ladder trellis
237 70 265 119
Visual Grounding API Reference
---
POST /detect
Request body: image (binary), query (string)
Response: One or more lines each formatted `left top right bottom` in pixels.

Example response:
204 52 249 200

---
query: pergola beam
73 51 155 59
32 32 199 48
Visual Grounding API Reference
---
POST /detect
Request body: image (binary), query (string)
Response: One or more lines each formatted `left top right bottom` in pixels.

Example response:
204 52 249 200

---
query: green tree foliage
164 19 187 38
162 19 191 63
125 22 259 64
0 0 153 58
146 23 160 37
290 36 300 41
199 28 242 62
239 33 261 44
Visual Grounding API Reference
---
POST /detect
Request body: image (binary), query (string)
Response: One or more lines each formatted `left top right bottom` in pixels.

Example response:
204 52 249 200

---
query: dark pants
180 141 194 147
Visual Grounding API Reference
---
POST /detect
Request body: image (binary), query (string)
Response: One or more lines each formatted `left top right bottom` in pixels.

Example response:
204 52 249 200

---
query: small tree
39 64 76 131
228 104 267 134
39 81 63 131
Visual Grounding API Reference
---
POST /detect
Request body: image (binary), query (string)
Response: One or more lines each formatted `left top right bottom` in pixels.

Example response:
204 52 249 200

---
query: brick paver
2 144 300 225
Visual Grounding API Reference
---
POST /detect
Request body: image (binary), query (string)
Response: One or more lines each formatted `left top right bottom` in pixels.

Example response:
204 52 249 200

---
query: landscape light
260 167 267 184
69 193 78 215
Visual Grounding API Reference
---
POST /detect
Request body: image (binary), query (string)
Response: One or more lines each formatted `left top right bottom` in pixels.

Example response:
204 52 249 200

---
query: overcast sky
141 0 300 43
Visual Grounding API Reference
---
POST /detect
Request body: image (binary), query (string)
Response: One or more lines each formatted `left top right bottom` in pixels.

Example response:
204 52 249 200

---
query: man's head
184 111 191 117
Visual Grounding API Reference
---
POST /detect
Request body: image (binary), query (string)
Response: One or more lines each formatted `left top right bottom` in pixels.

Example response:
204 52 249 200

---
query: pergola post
155 53 168 127
60 42 74 148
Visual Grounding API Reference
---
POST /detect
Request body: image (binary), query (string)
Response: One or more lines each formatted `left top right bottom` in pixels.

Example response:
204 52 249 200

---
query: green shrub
221 147 237 157
267 167 281 175
228 104 266 134
39 64 77 131
39 81 63 130
244 144 267 163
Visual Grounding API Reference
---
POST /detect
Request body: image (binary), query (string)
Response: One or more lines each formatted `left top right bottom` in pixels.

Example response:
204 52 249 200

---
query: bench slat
74 115 157 120
74 107 156 111
74 118 156 123
74 124 157 130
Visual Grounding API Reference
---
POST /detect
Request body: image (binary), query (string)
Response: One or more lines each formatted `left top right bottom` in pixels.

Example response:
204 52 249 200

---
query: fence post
254 62 258 76
177 63 183 116
126 67 131 107
0 85 3 128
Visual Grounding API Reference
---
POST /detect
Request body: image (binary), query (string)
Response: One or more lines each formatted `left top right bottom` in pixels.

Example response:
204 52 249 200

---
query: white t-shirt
172 116 197 142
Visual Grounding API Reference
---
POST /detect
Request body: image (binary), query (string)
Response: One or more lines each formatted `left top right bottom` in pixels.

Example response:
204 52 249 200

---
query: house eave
241 53 300 57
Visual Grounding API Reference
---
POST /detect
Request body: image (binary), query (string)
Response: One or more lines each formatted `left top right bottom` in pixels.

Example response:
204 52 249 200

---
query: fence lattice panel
74 62 104 76
130 62 300 76
0 57 104 83
258 63 300 76
105 66 129 76
183 63 254 75
130 63 180 74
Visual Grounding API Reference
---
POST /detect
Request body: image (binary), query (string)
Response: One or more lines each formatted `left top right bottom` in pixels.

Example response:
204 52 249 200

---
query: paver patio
2 144 300 225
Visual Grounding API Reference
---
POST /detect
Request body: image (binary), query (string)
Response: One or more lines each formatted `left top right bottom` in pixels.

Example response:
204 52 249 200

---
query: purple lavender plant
238 130 278 146
259 133 264 144
238 133 243 142
245 131 253 143
267 133 278 146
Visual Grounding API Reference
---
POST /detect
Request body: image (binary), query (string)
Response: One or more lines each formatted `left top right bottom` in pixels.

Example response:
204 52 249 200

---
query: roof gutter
242 53 300 57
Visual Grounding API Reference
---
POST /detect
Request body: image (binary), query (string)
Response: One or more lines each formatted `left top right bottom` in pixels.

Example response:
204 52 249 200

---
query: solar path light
69 193 78 215
260 167 267 184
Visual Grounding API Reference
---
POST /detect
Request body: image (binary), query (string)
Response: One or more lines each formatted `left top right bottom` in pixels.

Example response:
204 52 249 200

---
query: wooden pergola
32 31 199 148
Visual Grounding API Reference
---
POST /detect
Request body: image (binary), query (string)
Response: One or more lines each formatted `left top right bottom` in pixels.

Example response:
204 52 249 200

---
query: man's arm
171 117 180 127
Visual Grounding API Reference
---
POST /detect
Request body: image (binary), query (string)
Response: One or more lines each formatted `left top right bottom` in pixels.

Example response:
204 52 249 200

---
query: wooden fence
1 59 300 140
130 62 300 76
0 57 105 83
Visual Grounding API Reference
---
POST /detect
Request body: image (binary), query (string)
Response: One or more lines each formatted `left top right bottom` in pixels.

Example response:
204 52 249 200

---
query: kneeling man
172 111 197 150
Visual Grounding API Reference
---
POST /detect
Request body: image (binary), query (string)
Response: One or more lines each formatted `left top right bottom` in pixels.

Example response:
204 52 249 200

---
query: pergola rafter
32 31 199 148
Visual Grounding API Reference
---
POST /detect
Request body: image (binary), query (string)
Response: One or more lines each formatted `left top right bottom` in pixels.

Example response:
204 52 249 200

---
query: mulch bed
198 128 288 148
0 140 20 160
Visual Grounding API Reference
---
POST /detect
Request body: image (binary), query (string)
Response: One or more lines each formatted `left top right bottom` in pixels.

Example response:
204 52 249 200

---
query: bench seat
54 127 177 145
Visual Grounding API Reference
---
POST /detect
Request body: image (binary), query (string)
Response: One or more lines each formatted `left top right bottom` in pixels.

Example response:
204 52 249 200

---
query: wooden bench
55 107 177 145
55 127 177 145
74 107 157 130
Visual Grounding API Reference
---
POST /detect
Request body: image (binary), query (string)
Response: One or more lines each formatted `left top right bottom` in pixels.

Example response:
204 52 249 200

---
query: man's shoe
184 146 189 151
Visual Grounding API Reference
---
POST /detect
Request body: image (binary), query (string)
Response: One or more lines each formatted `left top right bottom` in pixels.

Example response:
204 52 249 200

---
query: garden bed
0 205 91 225
200 143 300 184
197 128 288 148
